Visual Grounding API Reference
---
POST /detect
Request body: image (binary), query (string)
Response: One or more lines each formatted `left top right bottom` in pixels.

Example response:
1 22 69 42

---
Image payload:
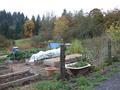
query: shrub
112 55 120 62
104 55 120 66
7 51 25 61
67 39 84 54
90 66 100 72
0 34 11 48
31 35 47 48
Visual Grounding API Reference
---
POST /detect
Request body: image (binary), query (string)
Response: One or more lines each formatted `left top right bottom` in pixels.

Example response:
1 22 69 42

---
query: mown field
15 38 32 49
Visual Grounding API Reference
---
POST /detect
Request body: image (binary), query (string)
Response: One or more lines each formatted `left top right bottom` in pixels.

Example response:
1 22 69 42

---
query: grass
15 38 32 49
34 80 70 90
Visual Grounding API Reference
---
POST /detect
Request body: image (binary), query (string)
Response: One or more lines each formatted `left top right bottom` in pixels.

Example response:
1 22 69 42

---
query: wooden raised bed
0 70 41 90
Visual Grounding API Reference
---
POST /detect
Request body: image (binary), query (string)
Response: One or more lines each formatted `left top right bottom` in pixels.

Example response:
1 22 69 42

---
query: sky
0 0 120 18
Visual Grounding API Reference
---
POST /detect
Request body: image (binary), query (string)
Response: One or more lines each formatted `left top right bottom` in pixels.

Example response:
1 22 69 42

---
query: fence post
108 39 112 62
60 44 66 80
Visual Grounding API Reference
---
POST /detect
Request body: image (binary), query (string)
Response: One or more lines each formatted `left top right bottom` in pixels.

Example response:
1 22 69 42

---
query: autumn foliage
53 16 69 41
24 20 35 37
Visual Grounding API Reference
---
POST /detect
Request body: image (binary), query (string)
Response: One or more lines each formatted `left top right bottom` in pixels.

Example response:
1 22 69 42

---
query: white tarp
29 48 60 62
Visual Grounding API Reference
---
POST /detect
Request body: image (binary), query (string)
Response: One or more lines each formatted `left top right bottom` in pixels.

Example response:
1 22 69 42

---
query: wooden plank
0 69 12 75
44 54 82 67
0 70 29 79
0 74 40 90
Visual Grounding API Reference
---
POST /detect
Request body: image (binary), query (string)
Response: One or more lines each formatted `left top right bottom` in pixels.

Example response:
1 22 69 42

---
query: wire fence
82 36 120 66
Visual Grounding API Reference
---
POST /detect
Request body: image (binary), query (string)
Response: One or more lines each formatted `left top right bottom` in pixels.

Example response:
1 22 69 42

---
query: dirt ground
1 54 81 90
9 63 51 77
8 54 81 76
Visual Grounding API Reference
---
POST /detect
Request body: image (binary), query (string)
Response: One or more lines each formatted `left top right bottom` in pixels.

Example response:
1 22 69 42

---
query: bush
67 39 84 54
104 55 120 66
7 51 25 61
112 55 120 62
31 35 47 48
0 35 11 48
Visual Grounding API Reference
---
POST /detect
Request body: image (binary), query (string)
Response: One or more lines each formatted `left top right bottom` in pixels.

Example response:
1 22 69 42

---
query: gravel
95 72 120 90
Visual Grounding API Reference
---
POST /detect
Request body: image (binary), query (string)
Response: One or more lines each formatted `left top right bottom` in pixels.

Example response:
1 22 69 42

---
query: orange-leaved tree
23 20 35 37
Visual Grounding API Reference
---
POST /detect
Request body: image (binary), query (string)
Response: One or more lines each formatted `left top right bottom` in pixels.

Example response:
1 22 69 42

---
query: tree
71 10 89 39
53 16 69 42
105 9 120 28
88 8 105 37
106 21 120 41
31 15 35 23
62 9 67 16
34 15 41 35
23 20 35 37
0 10 26 39
40 14 56 41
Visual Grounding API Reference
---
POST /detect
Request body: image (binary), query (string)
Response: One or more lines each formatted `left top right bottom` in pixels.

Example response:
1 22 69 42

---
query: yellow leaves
24 20 35 37
53 16 69 40
106 22 120 41
54 16 69 26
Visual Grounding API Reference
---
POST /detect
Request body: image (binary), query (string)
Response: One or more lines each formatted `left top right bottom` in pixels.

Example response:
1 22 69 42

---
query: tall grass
67 39 84 54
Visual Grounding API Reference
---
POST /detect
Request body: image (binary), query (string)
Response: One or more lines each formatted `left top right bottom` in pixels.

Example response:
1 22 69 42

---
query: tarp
29 48 60 62
48 42 61 49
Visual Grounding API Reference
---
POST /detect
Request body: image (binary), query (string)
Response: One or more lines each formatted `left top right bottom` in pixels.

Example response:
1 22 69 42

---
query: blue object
12 47 19 54
48 42 61 49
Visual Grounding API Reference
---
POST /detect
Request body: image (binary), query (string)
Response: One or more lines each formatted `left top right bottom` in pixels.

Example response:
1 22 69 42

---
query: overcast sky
0 0 120 18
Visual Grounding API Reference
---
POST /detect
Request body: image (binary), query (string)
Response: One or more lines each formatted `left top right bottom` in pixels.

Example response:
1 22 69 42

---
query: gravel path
95 72 120 90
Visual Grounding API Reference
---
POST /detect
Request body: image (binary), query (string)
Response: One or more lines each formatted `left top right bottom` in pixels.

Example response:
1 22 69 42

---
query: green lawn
15 38 32 49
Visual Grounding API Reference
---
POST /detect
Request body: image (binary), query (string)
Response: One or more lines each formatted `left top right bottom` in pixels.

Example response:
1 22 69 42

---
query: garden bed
0 70 41 90
0 65 12 75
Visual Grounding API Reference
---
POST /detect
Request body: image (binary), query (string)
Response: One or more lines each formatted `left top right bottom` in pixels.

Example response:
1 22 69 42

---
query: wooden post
108 39 112 62
60 44 66 80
